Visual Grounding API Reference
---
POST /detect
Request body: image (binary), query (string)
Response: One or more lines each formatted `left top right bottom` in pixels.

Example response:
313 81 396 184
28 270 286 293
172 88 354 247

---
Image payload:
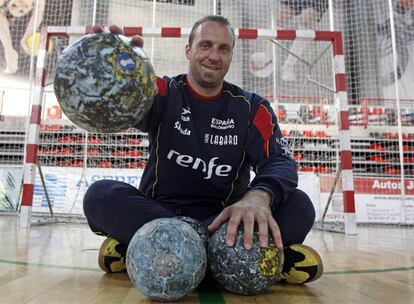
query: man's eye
220 46 230 53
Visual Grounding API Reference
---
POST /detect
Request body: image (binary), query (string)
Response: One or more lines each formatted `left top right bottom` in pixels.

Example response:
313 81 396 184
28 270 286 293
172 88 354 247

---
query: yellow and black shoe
279 244 323 284
98 237 127 273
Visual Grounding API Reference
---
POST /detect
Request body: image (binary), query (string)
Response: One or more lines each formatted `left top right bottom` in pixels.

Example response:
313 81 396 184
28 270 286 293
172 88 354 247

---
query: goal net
0 0 413 227
335 0 414 225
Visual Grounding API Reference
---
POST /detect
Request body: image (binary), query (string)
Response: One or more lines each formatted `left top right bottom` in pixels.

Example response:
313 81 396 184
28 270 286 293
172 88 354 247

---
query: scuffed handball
54 33 157 132
208 222 284 295
126 217 207 301
175 216 208 248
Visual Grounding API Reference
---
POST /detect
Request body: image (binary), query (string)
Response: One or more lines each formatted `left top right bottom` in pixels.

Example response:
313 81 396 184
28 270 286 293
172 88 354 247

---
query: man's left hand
207 189 283 250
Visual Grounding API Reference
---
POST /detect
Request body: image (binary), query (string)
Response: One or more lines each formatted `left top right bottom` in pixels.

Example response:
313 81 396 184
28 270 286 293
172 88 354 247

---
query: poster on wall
0 0 73 77
376 0 414 100
0 0 43 75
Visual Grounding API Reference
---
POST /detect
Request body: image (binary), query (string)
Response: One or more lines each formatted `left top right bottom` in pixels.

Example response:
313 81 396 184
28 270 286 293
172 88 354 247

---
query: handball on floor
126 217 207 301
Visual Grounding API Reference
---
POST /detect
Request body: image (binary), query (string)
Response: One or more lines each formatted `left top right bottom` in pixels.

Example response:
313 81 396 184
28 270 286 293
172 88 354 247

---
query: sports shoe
279 244 323 284
98 237 127 273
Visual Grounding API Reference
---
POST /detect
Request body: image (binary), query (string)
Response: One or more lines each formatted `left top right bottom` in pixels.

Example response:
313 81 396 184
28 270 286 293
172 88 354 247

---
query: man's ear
185 44 191 60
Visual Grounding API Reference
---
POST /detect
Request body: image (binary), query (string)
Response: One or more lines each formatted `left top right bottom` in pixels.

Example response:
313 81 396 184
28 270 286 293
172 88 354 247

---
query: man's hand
92 24 144 48
208 189 283 250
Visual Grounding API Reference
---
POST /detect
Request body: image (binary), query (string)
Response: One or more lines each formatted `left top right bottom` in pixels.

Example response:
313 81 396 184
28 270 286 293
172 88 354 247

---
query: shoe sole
98 237 115 273
289 244 324 283
98 238 123 273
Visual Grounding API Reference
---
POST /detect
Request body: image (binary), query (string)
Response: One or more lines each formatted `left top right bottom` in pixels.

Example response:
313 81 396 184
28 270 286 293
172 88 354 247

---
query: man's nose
207 48 220 61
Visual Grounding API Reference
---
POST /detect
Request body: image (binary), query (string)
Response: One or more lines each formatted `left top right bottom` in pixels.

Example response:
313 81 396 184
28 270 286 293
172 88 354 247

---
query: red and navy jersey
136 74 298 212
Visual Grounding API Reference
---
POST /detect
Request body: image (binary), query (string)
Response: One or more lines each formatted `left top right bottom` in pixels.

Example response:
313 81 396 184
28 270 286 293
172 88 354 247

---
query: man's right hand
91 24 144 48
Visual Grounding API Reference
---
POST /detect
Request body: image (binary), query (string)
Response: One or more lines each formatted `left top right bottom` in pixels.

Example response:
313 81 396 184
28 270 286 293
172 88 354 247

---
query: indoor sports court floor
0 215 413 304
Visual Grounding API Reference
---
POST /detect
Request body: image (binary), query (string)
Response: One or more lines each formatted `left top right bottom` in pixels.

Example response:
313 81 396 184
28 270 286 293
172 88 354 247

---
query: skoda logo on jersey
115 53 136 73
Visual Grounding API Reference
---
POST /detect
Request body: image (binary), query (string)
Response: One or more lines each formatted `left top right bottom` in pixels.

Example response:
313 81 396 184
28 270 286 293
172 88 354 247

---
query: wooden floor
0 215 413 304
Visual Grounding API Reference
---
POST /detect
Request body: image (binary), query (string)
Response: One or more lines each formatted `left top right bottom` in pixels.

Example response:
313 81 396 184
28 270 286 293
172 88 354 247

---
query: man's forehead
196 21 233 44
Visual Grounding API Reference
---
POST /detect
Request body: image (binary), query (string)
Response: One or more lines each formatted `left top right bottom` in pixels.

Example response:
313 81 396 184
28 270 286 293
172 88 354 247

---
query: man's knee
83 180 118 216
275 189 316 245
292 188 316 224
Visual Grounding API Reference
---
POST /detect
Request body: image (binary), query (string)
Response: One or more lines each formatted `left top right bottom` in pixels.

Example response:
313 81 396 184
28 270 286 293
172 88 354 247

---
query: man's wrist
248 187 273 207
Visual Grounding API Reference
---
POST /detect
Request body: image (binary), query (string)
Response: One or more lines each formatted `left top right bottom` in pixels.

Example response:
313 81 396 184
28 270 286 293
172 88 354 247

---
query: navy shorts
83 180 316 246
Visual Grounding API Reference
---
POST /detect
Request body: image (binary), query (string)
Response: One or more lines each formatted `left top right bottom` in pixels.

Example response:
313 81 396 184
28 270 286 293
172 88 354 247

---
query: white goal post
19 25 356 235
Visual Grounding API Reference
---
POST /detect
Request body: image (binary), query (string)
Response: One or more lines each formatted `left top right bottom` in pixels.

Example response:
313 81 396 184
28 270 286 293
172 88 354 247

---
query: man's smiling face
185 20 234 95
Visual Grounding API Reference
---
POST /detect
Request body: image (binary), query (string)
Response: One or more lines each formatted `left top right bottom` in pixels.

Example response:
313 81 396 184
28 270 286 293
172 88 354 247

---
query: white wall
0 75 31 116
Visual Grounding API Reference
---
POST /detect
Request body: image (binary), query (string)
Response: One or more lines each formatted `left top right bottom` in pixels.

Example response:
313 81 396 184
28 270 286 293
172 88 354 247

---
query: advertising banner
32 167 144 215
0 167 23 212
320 177 414 224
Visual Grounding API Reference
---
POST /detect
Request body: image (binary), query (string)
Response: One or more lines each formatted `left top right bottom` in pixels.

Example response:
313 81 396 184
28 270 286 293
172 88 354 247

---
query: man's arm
208 97 297 250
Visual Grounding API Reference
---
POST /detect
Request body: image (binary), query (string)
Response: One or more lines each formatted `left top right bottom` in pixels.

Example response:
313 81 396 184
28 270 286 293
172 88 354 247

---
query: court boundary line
1 258 413 304
0 258 413 274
